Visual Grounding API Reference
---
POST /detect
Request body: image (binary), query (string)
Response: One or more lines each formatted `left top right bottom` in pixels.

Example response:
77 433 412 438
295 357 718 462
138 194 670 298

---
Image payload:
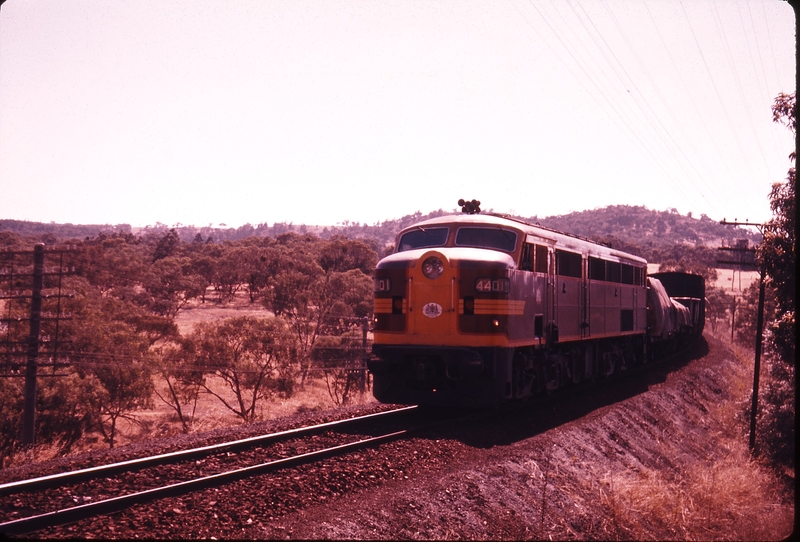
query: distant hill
530 205 761 250
1 205 761 265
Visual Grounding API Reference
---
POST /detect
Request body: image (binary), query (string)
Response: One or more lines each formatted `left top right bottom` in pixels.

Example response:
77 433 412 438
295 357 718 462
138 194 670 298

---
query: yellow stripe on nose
374 299 393 313
459 299 525 315
374 298 407 314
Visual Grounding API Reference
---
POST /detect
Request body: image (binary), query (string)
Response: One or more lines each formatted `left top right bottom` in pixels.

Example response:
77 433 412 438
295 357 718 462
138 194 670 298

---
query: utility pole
1 244 75 446
22 244 44 445
361 316 369 393
719 219 766 453
750 260 767 451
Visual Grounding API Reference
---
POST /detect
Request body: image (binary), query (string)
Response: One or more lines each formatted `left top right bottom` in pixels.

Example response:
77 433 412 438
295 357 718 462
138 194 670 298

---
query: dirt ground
257 334 794 540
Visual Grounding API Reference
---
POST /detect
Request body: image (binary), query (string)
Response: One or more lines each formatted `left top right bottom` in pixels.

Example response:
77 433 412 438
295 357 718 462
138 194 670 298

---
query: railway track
1 405 457 536
0 405 419 496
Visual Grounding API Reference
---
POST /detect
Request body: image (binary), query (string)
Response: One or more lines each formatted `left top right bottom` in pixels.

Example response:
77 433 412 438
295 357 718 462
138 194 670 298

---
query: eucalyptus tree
185 316 299 423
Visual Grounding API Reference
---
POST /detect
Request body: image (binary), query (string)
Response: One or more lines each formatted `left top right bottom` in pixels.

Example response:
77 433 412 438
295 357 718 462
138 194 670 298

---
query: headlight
421 256 444 279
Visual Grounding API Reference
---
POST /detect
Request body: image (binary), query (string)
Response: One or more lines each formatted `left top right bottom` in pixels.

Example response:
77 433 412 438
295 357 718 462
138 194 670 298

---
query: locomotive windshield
397 227 449 252
455 227 517 252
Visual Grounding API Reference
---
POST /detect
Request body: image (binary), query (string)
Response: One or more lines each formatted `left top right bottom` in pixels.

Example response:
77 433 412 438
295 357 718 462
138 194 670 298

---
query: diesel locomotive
368 204 705 407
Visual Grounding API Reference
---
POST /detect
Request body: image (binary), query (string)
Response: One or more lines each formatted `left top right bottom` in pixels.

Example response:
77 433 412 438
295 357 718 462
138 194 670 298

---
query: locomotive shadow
420 336 710 449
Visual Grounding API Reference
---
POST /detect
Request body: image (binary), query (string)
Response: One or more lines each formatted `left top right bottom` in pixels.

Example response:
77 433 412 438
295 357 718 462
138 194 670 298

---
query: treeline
0 229 378 462
1 205 760 255
0 219 131 241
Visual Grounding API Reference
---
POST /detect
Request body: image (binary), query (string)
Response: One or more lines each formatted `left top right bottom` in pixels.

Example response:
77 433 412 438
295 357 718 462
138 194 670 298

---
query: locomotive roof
400 213 647 265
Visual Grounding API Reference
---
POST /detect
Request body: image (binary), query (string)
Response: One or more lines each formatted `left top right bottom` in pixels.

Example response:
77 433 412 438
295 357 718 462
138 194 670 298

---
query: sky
0 1 795 229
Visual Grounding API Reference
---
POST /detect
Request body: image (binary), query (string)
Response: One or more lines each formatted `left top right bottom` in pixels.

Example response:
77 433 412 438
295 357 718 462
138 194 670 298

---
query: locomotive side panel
506 270 548 345
555 249 583 341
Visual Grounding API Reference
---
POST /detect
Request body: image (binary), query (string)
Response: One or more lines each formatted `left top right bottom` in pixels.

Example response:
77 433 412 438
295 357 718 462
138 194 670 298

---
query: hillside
531 205 761 251
1 205 761 264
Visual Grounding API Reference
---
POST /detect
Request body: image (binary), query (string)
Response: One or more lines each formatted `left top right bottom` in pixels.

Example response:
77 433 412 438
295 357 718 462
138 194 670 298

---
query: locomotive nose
408 250 456 338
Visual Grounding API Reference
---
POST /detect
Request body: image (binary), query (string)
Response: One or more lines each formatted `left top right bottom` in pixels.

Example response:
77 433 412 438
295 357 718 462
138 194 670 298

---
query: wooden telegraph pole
719 220 766 453
22 244 45 445
1 244 75 446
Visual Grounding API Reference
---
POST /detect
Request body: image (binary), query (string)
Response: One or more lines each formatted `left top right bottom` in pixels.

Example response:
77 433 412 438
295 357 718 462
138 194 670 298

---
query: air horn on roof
458 199 481 214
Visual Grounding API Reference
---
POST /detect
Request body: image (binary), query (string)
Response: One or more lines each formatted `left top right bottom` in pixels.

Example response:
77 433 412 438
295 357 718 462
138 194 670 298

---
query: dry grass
597 330 794 540
113 376 375 447
15 376 377 466
174 293 273 336
601 447 793 540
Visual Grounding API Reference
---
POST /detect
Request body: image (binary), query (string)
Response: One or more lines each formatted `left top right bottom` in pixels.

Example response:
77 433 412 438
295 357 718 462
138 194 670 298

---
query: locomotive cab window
455 227 517 252
397 227 449 252
535 245 548 273
520 243 534 271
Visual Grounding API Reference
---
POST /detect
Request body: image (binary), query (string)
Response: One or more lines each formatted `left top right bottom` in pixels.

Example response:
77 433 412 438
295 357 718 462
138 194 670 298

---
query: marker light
422 256 444 279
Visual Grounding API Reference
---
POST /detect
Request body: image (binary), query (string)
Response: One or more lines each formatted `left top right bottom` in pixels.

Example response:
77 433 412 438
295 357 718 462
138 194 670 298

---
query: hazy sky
0 1 795 228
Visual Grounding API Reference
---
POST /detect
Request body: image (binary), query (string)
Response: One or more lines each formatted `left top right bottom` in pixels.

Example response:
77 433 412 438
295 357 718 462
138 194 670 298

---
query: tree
81 362 153 449
657 258 718 285
259 237 376 383
209 243 248 303
35 374 96 454
762 92 796 365
311 333 364 406
755 92 796 467
151 228 181 262
734 282 776 347
143 256 208 317
74 234 148 297
187 316 299 423
705 286 732 334
63 285 157 448
153 344 204 434
0 379 23 465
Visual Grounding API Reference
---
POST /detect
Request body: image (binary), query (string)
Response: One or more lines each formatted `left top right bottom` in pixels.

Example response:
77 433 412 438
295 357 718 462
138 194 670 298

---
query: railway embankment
264 333 794 540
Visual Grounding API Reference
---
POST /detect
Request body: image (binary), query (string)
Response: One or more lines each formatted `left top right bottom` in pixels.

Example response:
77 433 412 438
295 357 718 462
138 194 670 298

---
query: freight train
368 203 705 407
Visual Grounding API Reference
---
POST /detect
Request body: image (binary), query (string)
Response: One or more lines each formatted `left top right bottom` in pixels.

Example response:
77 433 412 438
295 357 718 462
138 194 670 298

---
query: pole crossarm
719 219 767 230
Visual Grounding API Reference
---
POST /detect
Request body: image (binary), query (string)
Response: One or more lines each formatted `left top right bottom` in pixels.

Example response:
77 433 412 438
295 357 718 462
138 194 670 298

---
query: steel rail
0 429 409 536
0 405 417 496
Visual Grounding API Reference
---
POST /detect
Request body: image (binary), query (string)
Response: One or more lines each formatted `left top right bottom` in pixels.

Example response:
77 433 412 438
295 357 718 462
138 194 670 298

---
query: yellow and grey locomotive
368 204 673 407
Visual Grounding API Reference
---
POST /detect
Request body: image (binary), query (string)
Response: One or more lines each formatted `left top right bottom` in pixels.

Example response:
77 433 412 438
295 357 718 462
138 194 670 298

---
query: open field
647 264 760 294
713 268 760 294
174 291 274 336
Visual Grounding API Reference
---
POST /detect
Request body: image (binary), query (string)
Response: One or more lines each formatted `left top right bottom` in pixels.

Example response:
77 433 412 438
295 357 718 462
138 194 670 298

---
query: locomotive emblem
422 302 443 318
